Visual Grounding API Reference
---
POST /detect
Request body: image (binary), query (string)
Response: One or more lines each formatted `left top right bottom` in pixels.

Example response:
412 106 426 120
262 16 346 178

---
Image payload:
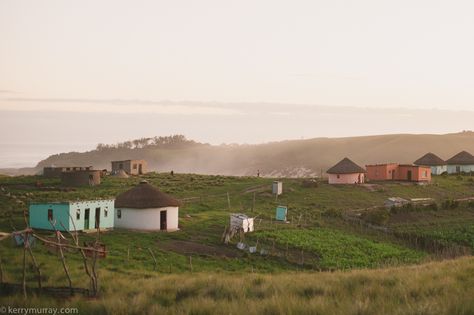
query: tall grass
1 257 473 315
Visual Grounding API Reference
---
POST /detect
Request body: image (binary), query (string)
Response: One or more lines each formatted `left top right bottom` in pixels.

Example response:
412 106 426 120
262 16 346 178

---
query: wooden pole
0 255 4 284
148 248 157 271
252 192 256 212
227 192 231 211
61 218 95 295
57 232 72 291
26 242 42 290
22 211 42 291
127 247 130 263
189 256 193 273
22 243 27 299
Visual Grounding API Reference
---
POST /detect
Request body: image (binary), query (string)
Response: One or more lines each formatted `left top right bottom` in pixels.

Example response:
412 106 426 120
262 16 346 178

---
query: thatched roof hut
114 181 180 231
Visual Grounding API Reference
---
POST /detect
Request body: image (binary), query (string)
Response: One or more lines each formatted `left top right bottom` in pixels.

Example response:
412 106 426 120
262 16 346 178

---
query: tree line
95 135 202 151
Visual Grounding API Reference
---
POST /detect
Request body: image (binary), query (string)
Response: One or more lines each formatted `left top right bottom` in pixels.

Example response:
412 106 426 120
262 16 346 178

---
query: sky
1 0 474 167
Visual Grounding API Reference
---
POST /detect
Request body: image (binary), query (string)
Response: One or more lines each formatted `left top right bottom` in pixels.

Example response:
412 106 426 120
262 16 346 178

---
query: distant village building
327 158 366 184
111 160 147 175
114 180 180 231
366 164 431 182
61 170 101 187
365 163 398 181
413 153 447 175
29 200 114 231
43 166 93 178
272 181 283 195
446 151 474 174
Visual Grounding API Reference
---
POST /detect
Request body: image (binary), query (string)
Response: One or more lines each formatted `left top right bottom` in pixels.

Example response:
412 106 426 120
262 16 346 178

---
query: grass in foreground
1 257 473 315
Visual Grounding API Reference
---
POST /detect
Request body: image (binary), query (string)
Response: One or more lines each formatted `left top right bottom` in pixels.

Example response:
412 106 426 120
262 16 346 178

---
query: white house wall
114 207 179 231
447 165 474 174
431 165 447 175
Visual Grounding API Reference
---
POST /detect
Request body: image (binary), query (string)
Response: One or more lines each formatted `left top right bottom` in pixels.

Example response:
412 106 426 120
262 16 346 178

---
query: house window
104 208 108 217
337 175 340 179
76 209 80 220
133 164 137 169
117 209 122 219
48 209 53 221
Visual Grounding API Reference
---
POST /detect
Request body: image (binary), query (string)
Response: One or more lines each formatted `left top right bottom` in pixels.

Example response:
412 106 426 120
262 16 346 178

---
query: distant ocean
0 143 95 168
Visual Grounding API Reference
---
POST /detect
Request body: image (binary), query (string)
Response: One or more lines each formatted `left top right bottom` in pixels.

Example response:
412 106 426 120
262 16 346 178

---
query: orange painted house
365 163 398 181
366 164 431 182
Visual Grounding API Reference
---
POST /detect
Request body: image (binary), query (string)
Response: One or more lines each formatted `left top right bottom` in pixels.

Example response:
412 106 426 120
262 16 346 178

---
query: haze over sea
1 143 95 168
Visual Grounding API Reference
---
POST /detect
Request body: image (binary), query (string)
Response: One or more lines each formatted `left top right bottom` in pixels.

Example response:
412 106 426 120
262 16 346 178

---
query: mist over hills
2 132 474 177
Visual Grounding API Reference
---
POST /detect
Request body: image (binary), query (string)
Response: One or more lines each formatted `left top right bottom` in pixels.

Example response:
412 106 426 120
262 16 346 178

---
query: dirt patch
157 240 241 258
361 184 383 192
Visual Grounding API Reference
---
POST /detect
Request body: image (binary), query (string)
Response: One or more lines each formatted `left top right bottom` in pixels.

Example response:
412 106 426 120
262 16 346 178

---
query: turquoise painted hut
29 199 114 231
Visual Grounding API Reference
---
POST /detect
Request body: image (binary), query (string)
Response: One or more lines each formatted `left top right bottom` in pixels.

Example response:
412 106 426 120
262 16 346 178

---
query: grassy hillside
0 173 473 313
5 131 474 177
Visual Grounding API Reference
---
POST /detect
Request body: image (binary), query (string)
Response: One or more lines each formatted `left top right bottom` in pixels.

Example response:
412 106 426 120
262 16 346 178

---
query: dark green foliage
362 208 390 225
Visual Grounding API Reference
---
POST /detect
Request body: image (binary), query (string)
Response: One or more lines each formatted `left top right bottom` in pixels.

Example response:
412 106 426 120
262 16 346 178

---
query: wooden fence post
227 192 231 210
148 248 157 271
189 256 193 273
22 243 27 298
0 255 4 284
252 192 256 212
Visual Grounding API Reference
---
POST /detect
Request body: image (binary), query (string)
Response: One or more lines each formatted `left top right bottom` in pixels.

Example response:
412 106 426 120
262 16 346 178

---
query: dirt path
156 240 242 258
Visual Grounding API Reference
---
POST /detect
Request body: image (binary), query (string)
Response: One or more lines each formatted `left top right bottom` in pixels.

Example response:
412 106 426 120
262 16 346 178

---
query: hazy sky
1 0 474 167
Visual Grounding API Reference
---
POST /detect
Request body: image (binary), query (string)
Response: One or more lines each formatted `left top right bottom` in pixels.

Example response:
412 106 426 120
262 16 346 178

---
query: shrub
323 208 342 218
442 199 459 210
362 208 390 225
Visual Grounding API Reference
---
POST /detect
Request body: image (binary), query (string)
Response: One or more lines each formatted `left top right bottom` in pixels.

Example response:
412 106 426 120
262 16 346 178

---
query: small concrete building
413 153 447 175
111 160 147 175
366 164 431 182
366 163 399 181
446 151 474 174
43 166 93 178
61 170 101 187
272 181 283 195
327 158 366 184
29 199 114 231
114 180 180 231
397 165 431 182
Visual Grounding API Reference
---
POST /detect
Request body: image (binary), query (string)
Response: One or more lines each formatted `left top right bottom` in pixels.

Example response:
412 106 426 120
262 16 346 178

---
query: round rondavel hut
114 180 180 231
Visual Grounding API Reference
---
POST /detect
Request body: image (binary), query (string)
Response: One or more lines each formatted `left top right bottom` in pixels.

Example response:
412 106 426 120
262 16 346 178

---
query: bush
441 199 459 210
323 208 343 218
362 208 390 225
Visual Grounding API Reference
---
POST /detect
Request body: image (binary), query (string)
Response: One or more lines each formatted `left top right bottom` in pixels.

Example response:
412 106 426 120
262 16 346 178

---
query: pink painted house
327 158 366 184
